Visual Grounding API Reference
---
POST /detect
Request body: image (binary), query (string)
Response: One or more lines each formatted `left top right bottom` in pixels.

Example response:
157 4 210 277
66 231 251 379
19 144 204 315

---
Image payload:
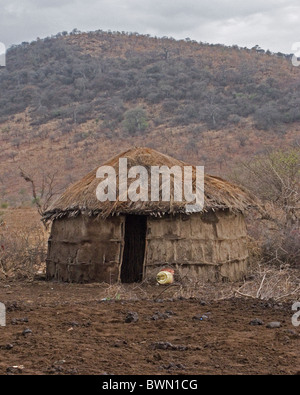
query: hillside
0 30 300 207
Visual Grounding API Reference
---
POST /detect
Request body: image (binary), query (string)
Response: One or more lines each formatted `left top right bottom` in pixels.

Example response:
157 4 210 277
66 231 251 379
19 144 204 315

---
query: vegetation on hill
0 30 299 208
1 30 299 133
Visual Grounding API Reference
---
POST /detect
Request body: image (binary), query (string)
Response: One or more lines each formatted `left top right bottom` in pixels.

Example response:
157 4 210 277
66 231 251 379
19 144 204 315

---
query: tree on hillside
122 107 148 135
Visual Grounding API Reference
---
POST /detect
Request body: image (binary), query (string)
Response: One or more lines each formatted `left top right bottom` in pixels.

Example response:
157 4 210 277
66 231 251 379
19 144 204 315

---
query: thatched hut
43 147 257 283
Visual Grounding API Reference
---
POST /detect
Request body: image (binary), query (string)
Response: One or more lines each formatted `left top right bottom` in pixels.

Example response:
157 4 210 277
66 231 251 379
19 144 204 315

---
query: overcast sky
0 0 299 53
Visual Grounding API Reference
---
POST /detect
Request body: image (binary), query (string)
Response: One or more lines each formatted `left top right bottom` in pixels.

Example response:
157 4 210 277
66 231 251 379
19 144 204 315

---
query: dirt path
0 280 299 375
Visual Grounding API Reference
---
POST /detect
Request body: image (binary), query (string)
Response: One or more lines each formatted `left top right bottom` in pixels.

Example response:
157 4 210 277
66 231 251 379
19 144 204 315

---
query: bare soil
0 280 299 375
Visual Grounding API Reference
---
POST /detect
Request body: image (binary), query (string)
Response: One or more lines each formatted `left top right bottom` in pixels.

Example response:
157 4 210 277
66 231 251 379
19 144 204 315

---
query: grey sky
0 0 299 53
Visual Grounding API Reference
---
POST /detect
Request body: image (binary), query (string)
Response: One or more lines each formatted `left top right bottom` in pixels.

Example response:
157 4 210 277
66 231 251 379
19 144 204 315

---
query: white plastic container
156 269 174 285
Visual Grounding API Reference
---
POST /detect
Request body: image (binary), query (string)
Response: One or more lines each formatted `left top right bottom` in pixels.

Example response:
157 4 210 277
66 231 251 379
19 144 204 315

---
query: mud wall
144 211 249 281
46 215 124 283
46 210 249 283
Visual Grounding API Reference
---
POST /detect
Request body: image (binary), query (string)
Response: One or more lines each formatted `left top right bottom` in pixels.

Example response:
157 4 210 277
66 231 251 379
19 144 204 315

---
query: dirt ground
0 280 299 375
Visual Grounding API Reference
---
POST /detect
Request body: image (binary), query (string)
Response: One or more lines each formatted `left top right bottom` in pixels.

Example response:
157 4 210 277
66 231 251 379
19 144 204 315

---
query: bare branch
19 167 62 229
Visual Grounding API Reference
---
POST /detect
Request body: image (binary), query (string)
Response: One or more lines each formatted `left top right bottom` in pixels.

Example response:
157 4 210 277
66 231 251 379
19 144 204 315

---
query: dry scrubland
0 209 299 375
0 31 299 375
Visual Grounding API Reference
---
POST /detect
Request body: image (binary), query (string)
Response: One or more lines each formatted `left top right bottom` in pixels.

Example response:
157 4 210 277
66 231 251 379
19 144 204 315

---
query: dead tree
19 168 61 229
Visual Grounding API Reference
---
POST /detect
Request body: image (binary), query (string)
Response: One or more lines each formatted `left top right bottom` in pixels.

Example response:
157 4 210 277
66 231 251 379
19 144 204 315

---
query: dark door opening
121 215 147 283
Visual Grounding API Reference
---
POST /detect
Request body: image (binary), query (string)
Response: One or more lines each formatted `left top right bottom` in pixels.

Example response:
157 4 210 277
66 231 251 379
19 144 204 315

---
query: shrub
122 107 148 135
262 225 300 268
0 227 47 279
233 148 300 267
253 103 281 130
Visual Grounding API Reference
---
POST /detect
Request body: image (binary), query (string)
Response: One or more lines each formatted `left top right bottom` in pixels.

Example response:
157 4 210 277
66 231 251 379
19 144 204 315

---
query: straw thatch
43 147 259 221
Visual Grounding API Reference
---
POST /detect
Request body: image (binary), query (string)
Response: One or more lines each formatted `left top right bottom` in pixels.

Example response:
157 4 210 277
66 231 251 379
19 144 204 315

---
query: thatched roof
43 147 259 221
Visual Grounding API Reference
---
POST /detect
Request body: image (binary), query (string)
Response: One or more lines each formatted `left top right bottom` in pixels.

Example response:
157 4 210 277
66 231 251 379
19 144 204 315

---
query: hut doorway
121 215 147 283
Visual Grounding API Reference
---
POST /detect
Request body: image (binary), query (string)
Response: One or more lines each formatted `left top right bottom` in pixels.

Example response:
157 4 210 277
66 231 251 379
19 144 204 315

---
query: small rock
250 318 264 326
125 312 139 323
54 360 66 366
5 344 14 350
6 302 20 312
152 341 173 350
151 313 164 321
165 310 176 316
151 311 174 320
285 329 298 337
22 328 33 336
266 322 281 329
11 318 28 325
51 365 64 373
114 340 127 348
7 365 24 374
193 313 210 321
69 321 80 327
151 341 188 351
